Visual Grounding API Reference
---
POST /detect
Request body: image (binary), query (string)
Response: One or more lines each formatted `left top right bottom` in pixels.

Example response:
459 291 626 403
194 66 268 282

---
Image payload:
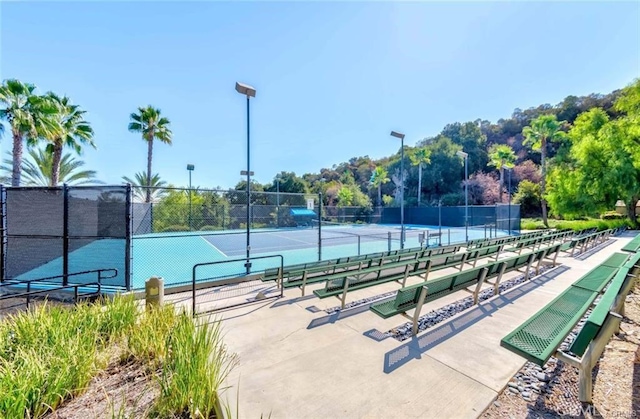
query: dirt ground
44 357 159 419
482 283 640 419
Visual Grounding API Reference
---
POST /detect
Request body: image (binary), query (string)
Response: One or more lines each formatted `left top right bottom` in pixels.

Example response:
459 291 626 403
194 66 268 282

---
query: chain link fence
0 185 129 289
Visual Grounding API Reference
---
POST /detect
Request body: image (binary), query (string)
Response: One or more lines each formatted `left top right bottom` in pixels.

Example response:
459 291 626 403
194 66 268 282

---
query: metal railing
192 255 283 316
0 268 118 310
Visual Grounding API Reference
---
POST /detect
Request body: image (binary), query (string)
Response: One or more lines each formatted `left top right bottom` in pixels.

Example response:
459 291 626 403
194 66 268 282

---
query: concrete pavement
199 234 637 418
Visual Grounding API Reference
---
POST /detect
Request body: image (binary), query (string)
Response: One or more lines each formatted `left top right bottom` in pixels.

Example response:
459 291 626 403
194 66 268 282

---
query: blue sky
1 1 638 189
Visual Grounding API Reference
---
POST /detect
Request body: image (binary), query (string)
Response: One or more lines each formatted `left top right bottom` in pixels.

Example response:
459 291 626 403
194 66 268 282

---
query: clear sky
1 1 638 189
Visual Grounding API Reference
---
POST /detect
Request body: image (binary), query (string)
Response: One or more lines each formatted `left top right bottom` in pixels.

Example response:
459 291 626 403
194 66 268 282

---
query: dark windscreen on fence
1 186 129 288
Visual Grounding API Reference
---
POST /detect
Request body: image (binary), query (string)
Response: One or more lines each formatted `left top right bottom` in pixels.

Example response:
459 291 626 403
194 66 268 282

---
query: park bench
560 228 614 256
499 251 639 403
266 244 462 295
621 232 640 253
368 248 553 334
311 244 495 308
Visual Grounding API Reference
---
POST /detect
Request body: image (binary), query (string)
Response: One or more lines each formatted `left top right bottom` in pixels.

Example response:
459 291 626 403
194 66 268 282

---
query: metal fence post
63 184 69 286
0 185 4 281
125 184 132 291
318 192 322 261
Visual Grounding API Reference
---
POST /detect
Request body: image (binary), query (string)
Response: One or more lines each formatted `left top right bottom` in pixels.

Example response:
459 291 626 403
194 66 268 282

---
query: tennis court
129 222 507 289
1 185 517 292
8 222 508 290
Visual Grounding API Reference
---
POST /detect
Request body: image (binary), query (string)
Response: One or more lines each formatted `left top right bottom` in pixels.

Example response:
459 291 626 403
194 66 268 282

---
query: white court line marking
199 236 228 257
268 232 317 245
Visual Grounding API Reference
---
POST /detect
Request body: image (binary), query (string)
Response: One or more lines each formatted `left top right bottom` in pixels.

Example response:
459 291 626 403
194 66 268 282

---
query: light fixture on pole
187 164 194 230
236 81 256 274
456 150 469 242
390 131 406 249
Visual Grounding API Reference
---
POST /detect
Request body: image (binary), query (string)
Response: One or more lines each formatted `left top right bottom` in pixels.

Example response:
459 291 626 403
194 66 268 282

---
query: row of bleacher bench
262 229 574 310
500 231 640 403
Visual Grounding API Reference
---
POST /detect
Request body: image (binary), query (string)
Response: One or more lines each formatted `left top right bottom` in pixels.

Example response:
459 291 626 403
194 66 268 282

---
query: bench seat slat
500 286 597 366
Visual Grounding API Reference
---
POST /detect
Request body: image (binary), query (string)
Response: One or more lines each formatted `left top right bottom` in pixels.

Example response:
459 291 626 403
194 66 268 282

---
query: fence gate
191 255 283 315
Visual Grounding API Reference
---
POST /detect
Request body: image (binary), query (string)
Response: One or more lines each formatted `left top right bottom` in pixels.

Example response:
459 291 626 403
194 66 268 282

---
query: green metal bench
500 286 598 365
370 248 547 334
555 253 640 403
500 251 639 403
621 232 640 253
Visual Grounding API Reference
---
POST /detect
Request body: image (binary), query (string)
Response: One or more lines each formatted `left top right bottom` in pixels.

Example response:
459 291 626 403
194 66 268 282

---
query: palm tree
0 79 58 186
370 166 390 207
42 92 95 186
408 147 431 206
488 144 517 203
128 106 172 203
122 172 168 202
0 148 101 186
523 114 566 226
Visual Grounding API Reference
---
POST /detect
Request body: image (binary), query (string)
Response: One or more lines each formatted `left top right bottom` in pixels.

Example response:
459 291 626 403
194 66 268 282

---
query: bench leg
340 278 351 310
401 264 411 287
412 286 429 336
524 255 535 281
300 272 309 296
459 253 469 272
551 248 560 267
472 268 489 305
422 260 432 281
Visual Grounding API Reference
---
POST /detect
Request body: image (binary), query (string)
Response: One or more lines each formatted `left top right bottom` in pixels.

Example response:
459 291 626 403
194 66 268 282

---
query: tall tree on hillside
42 93 95 186
488 144 517 203
408 147 431 206
522 114 566 226
128 106 172 203
0 79 58 186
370 166 390 207
1 148 100 186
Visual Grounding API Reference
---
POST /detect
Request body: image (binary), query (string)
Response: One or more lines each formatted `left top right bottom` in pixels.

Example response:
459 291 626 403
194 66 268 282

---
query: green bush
601 211 624 220
200 225 223 231
513 180 541 218
554 218 630 232
521 220 546 230
440 193 464 206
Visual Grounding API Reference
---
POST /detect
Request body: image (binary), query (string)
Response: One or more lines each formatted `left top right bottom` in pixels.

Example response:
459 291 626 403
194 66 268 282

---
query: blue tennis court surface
14 224 508 290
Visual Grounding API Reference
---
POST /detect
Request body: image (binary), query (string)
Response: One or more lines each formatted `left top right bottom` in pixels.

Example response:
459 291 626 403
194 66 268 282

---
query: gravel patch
386 265 556 342
482 282 640 418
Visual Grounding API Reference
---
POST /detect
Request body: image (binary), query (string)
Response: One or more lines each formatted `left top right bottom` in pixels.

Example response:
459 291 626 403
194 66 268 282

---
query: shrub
440 193 464 206
513 180 541 218
200 225 222 231
601 211 624 220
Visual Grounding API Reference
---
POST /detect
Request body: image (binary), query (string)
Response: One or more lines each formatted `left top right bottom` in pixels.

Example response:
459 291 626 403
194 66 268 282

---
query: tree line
2 77 638 226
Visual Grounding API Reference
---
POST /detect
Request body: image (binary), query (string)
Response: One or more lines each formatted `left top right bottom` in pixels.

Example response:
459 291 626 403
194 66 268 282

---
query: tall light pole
507 167 512 235
390 131 405 249
456 150 469 242
236 81 256 274
275 174 281 228
187 164 194 230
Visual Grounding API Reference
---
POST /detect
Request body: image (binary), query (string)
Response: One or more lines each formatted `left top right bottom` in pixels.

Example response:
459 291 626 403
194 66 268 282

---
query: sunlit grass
520 217 631 232
0 296 236 418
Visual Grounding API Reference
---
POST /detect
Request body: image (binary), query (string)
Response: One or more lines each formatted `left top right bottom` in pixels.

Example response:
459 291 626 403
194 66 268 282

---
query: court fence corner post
145 276 164 310
63 184 69 286
125 183 132 291
318 192 322 261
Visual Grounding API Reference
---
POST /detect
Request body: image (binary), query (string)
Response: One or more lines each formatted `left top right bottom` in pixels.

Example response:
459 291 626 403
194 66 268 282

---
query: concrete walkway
204 233 636 418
